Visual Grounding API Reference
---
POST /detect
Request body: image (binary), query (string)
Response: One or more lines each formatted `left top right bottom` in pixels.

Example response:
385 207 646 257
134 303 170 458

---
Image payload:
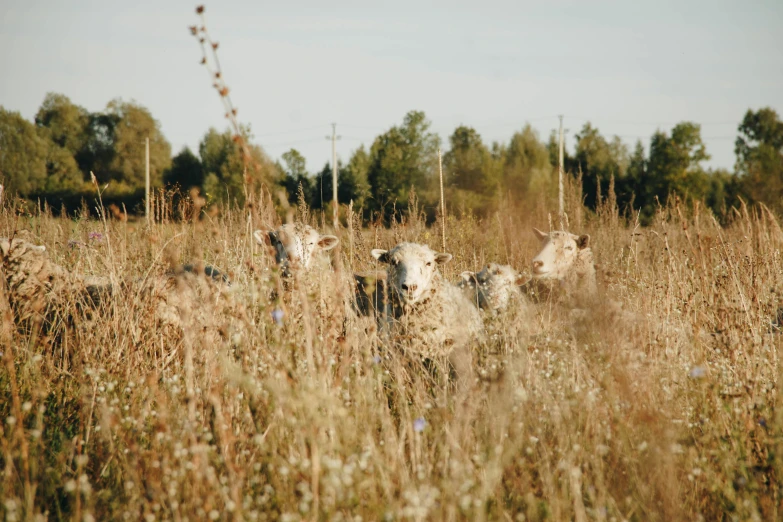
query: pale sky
1 0 781 173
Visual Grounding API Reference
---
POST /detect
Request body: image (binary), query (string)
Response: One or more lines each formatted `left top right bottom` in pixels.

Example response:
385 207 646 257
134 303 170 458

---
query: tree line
1 93 781 222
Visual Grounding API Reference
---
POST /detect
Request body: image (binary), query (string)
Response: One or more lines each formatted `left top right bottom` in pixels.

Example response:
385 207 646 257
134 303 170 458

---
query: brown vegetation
0 190 781 521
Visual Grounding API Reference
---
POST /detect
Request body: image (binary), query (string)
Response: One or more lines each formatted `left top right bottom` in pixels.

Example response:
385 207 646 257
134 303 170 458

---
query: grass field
1 192 780 521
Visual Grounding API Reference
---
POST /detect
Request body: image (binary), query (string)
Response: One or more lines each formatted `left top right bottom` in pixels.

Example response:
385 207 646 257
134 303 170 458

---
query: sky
1 0 781 173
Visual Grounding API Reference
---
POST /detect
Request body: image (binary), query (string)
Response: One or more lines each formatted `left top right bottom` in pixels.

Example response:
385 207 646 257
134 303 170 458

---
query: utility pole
558 115 564 230
145 137 151 225
325 123 341 230
438 149 446 251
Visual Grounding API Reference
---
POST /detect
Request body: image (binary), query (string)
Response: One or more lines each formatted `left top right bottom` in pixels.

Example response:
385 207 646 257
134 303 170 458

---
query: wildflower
688 365 707 379
271 308 284 325
373 355 381 365
413 417 426 433
68 240 84 249
88 232 103 242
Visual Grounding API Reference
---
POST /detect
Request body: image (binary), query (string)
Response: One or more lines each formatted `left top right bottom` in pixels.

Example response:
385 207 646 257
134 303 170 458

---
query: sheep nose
401 283 418 292
532 261 543 270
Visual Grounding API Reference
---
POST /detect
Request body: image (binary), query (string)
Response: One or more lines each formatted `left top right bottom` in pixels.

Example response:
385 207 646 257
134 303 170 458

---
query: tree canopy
1 92 779 222
735 108 783 213
367 111 440 216
0 108 49 195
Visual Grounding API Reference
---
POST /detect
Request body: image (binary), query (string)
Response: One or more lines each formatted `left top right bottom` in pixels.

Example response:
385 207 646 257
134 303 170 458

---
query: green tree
502 125 553 199
38 132 83 192
313 150 370 212
0 107 48 195
103 99 172 190
646 122 710 208
704 168 740 216
200 126 278 205
340 146 371 210
443 126 499 215
164 147 203 191
279 148 312 205
34 93 90 162
623 140 648 211
571 123 629 209
735 108 783 212
71 99 173 191
366 111 439 216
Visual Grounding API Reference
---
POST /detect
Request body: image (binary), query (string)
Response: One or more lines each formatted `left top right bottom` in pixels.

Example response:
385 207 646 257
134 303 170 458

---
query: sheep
371 242 483 360
254 223 357 343
253 223 339 278
181 264 231 284
148 268 243 343
458 263 526 313
525 228 597 302
0 235 103 325
0 234 242 346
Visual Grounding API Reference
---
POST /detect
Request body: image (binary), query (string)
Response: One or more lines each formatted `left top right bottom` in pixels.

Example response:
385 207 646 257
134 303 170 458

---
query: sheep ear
577 234 590 249
533 227 548 242
460 271 475 282
515 274 527 286
435 253 452 265
253 229 269 246
371 249 390 263
0 238 9 257
317 234 339 251
255 229 281 247
33 245 46 253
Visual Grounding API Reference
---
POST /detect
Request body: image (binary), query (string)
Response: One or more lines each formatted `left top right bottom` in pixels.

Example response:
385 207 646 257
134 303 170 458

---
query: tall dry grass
0 189 781 521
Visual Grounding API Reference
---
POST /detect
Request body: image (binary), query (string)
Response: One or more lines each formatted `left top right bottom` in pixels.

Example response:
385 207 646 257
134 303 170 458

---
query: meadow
0 189 780 521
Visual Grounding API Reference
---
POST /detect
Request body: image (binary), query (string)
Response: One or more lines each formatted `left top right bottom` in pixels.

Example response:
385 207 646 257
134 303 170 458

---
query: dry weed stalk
190 4 261 216
2 199 776 520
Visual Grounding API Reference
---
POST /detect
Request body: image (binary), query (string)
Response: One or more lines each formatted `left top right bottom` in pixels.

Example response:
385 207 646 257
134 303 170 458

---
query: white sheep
0 234 242 344
371 242 483 359
253 223 339 278
0 235 103 324
525 228 597 301
254 223 357 344
459 263 526 313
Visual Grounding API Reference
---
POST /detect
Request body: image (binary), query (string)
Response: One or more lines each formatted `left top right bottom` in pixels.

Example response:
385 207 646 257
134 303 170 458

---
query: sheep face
254 224 338 274
531 228 590 280
467 263 524 311
372 243 452 306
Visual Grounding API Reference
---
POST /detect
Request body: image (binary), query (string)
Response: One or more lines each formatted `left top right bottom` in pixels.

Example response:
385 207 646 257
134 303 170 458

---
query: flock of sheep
1 223 597 374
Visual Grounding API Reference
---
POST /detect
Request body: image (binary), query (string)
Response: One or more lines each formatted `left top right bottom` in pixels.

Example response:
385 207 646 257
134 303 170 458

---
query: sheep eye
426 262 432 267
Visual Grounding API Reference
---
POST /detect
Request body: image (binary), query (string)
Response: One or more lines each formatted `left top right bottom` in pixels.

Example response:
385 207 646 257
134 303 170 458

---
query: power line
566 116 738 126
339 123 384 130
609 134 737 140
262 137 326 147
255 125 330 137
